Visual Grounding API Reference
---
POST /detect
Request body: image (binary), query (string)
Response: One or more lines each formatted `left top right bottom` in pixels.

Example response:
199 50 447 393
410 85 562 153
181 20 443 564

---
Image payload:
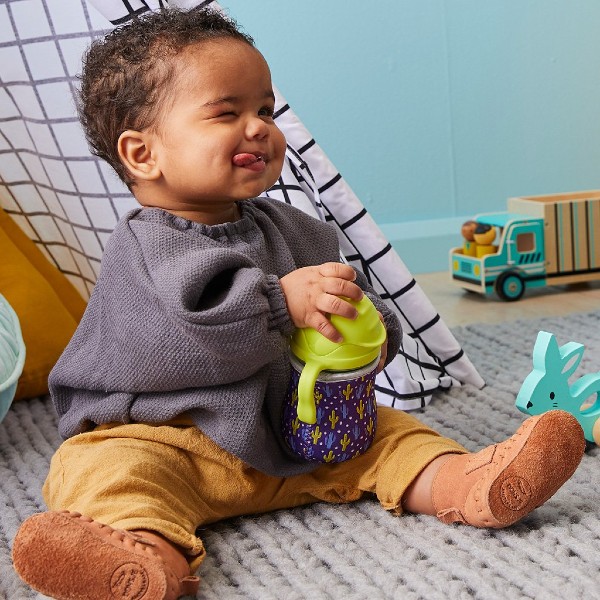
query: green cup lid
290 295 386 423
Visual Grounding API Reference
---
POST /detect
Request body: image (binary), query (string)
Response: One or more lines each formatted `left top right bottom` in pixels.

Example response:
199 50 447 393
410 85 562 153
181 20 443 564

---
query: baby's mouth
232 153 267 172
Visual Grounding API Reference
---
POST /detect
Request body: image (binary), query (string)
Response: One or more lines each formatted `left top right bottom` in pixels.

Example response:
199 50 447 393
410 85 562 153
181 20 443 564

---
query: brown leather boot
431 410 585 528
12 511 200 599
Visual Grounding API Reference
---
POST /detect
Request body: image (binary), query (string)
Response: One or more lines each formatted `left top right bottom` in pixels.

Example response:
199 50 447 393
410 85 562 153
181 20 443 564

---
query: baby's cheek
272 128 286 160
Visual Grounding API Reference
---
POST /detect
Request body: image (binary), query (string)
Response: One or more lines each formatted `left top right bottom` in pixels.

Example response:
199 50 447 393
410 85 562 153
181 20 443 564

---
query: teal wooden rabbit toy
516 331 600 445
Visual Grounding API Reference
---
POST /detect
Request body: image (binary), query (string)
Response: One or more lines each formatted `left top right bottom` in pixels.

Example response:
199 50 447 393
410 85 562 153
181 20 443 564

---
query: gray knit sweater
49 199 401 476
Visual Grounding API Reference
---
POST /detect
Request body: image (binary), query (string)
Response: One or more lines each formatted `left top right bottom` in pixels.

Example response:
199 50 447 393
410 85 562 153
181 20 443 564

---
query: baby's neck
137 200 242 225
162 204 241 225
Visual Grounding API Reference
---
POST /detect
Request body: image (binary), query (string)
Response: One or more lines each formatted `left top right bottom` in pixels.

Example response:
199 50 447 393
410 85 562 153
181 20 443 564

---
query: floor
414 271 600 328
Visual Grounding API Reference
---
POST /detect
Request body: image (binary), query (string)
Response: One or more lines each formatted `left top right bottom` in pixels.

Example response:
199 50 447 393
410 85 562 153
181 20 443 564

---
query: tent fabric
0 0 484 412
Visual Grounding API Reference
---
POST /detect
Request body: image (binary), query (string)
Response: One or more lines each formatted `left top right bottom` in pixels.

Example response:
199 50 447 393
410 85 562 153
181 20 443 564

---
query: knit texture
5 309 600 598
48 199 401 477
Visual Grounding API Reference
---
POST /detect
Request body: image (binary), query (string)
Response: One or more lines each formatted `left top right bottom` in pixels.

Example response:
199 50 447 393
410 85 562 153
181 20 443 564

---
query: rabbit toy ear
533 331 560 373
557 341 585 379
533 331 584 378
516 332 557 414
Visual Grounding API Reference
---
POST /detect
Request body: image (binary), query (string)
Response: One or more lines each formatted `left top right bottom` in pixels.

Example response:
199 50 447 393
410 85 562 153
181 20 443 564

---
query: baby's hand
280 263 363 342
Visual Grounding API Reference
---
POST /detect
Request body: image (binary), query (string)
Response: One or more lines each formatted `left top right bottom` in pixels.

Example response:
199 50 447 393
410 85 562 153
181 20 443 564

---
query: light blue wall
222 1 600 272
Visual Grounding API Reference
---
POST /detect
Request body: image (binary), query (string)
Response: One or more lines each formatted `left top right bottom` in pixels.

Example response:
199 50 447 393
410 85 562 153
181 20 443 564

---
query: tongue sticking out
232 153 258 167
232 153 266 172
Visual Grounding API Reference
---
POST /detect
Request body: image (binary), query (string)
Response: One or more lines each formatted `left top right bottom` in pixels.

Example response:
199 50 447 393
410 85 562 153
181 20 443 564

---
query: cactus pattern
329 409 339 429
340 433 351 451
314 389 323 406
311 426 322 445
282 361 379 464
316 405 325 423
301 427 312 445
356 398 365 420
342 384 353 402
356 382 365 399
323 451 336 463
291 417 300 435
324 431 336 449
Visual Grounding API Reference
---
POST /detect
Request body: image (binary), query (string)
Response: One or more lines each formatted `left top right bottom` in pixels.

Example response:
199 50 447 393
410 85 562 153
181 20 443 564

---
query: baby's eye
258 106 274 118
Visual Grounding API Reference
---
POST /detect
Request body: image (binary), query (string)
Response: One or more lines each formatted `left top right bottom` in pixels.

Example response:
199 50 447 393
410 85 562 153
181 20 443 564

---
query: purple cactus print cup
282 354 378 463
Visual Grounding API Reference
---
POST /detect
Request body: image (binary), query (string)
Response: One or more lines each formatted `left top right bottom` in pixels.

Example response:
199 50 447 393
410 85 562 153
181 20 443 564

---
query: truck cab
450 213 546 300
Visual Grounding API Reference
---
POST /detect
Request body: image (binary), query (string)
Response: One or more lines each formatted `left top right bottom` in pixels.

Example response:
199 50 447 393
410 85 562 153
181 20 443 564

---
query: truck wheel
495 271 525 301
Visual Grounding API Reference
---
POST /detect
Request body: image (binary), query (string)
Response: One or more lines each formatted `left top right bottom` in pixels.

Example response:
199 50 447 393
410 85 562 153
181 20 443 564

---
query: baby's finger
307 313 343 343
316 293 358 321
322 277 363 302
318 262 357 282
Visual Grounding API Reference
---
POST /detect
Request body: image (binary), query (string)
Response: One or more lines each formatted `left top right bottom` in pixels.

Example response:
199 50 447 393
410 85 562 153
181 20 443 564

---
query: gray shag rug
2 310 600 600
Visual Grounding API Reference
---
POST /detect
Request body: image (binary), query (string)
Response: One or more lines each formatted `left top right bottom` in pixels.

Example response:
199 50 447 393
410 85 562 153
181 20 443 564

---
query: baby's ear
117 130 161 181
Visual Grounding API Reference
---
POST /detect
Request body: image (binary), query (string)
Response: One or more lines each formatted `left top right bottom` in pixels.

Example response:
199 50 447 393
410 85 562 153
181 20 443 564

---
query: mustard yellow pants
43 406 465 572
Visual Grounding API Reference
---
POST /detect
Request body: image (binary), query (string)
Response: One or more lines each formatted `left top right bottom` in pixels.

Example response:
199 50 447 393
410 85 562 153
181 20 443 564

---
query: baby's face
143 39 286 219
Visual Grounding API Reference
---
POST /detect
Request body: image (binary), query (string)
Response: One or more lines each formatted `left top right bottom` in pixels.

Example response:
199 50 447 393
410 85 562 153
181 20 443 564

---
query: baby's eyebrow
202 96 238 108
202 90 275 108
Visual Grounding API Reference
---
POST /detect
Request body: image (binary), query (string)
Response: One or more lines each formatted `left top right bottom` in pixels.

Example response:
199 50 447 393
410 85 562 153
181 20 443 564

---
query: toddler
12 8 584 600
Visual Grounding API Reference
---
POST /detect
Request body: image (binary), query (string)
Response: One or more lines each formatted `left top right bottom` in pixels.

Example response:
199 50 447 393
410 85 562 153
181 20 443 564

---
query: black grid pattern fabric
0 0 484 410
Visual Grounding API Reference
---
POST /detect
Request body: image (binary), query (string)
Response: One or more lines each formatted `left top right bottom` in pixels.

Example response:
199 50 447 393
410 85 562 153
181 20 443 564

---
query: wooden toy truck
450 190 600 301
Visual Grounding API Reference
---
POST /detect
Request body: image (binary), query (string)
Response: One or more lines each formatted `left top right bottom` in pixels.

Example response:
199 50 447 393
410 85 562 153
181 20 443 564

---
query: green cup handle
296 361 321 424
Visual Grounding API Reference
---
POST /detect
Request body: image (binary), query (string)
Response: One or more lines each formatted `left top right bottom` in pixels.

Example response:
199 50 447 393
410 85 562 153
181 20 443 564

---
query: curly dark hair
78 7 254 186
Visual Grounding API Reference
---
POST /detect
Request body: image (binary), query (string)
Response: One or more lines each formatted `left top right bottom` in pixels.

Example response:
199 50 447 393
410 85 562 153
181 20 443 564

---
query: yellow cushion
0 208 86 399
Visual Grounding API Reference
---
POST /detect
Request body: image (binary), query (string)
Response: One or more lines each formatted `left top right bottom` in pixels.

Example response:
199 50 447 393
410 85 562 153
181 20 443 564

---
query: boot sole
13 512 169 600
486 410 584 527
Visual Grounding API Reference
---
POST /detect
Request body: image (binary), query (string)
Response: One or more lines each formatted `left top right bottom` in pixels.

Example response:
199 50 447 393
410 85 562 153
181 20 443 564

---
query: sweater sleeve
130 226 296 388
148 245 294 336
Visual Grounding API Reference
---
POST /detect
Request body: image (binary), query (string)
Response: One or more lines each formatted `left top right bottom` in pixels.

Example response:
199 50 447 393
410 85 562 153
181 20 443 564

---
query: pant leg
43 423 214 570
263 406 467 512
43 408 465 572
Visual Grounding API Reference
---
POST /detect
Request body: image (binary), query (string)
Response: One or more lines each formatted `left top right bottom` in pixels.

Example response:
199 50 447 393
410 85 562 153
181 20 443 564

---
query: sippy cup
282 294 386 463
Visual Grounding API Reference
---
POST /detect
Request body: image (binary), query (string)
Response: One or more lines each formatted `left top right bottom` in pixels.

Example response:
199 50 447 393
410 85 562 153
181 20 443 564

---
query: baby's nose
245 116 269 139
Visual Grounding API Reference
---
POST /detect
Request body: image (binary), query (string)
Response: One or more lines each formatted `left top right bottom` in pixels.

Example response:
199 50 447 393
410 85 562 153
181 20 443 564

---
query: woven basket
0 294 26 422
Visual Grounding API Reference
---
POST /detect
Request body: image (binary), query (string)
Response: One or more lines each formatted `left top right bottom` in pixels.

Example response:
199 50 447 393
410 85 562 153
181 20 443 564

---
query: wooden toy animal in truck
450 190 600 301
